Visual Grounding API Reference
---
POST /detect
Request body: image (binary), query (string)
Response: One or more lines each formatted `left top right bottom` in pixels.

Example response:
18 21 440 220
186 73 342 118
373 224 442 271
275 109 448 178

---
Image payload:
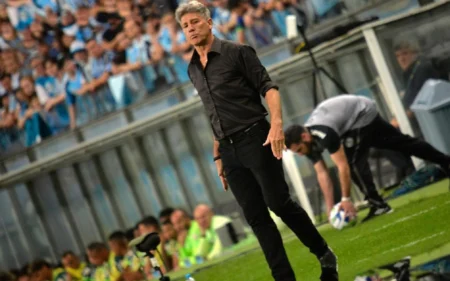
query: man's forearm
265 89 283 124
317 172 335 212
337 164 352 198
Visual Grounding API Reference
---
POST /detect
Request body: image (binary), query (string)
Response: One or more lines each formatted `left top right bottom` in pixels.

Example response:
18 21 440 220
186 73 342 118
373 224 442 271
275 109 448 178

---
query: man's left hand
263 121 285 160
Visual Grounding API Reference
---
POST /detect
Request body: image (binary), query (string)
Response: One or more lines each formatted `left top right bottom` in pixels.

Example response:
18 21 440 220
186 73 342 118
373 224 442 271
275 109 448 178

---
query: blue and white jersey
7 4 35 31
126 35 151 64
158 28 190 83
32 0 59 13
64 70 86 106
90 52 113 80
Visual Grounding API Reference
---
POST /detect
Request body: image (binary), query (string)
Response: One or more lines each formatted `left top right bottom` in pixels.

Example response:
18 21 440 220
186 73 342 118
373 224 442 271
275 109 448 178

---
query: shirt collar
191 36 222 63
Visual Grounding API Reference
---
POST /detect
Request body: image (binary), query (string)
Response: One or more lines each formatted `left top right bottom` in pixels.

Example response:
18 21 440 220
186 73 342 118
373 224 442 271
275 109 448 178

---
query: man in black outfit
285 95 450 222
175 1 339 280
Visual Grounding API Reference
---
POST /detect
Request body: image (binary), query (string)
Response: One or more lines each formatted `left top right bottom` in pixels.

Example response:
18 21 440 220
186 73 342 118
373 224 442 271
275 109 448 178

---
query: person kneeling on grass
285 94 450 222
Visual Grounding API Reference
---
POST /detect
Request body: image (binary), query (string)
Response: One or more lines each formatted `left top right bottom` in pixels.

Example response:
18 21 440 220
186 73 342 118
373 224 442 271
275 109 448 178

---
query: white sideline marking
349 206 437 242
383 231 446 254
356 231 446 264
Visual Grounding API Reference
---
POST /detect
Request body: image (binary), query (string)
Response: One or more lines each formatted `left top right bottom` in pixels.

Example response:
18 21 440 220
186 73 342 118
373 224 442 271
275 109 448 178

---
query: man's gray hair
393 35 421 53
175 0 211 24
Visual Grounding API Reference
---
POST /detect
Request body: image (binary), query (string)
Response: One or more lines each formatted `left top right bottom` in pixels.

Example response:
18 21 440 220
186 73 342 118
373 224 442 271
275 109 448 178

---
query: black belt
220 120 264 144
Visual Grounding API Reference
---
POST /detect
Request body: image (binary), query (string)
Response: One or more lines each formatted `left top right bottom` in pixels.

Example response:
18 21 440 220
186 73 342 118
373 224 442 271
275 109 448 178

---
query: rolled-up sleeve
238 45 279 97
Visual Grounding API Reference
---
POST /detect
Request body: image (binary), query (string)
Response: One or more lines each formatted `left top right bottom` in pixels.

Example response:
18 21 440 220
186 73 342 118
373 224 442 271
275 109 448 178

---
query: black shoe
362 204 393 223
439 163 450 177
319 248 338 281
379 257 410 281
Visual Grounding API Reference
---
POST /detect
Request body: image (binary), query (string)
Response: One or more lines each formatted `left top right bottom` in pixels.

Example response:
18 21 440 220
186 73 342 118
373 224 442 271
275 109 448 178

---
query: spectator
227 0 252 43
28 260 68 281
193 204 232 260
40 57 70 134
124 227 137 242
0 20 25 51
30 56 46 86
0 4 9 21
100 12 124 51
159 12 191 83
63 57 87 128
86 242 118 281
84 39 116 112
136 216 169 277
0 93 16 129
0 72 19 99
391 36 442 137
16 77 53 146
210 0 232 40
0 0 306 154
61 251 86 281
116 19 149 75
170 209 207 268
70 41 89 75
73 5 97 42
159 207 175 224
108 231 143 281
116 0 138 20
160 220 178 271
15 267 29 281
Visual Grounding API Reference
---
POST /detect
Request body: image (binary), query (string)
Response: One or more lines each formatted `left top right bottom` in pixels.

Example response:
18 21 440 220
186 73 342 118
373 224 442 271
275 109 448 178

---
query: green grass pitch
169 181 450 281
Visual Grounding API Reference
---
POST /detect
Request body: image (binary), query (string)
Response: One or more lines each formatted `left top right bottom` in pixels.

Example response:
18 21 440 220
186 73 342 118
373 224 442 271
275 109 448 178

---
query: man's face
138 224 158 236
76 7 90 26
31 58 45 78
1 76 11 91
108 240 127 256
124 20 140 40
395 48 418 71
20 78 35 96
62 254 81 269
45 61 58 77
87 249 108 266
64 59 76 73
74 51 88 62
232 4 247 16
161 223 177 241
180 12 213 47
18 275 30 281
288 133 313 156
1 22 15 41
32 267 51 281
194 207 213 231
171 211 190 233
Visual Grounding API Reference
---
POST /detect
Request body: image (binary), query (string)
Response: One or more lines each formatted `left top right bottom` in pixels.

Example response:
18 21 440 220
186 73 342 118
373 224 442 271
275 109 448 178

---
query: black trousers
219 120 328 281
343 114 450 207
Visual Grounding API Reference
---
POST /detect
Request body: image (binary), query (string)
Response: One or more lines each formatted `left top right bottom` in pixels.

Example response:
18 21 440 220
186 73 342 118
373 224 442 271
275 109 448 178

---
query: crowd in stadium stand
0 205 239 281
0 0 343 154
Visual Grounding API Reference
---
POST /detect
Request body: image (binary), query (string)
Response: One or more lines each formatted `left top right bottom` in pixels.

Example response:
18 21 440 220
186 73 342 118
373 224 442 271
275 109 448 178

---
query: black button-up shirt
188 37 278 140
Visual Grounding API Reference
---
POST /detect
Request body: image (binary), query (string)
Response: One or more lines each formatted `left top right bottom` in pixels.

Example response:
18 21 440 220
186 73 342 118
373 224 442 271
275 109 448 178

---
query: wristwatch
213 155 221 162
341 197 351 202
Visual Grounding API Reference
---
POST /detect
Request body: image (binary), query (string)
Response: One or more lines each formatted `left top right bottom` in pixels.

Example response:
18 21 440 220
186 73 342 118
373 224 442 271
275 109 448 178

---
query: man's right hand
340 200 357 219
215 159 228 191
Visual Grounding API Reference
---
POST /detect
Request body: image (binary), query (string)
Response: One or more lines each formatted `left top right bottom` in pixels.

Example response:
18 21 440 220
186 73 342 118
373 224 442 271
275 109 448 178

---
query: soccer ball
329 203 356 230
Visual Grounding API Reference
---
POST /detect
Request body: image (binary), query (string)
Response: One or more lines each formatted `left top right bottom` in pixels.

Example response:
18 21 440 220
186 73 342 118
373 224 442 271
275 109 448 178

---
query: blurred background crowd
0 204 250 281
0 0 347 153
